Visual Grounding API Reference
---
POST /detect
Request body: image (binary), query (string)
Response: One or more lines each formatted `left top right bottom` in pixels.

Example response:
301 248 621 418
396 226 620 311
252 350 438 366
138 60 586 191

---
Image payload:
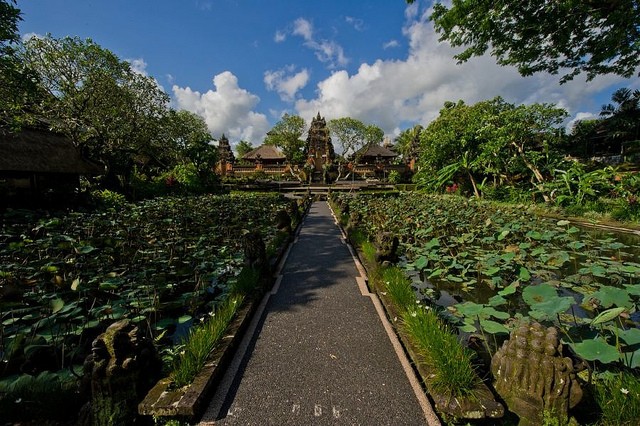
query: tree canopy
408 0 640 83
264 113 306 163
416 97 567 199
328 117 384 160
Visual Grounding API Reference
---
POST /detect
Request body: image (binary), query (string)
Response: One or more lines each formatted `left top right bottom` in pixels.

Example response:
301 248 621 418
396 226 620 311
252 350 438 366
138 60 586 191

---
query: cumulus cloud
279 17 348 69
294 3 636 137
264 65 310 101
128 58 148 76
172 71 270 144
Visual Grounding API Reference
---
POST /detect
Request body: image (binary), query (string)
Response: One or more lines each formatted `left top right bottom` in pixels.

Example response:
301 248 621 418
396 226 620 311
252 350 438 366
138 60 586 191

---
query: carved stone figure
243 231 267 270
80 319 160 426
374 231 399 265
491 322 583 425
275 209 292 234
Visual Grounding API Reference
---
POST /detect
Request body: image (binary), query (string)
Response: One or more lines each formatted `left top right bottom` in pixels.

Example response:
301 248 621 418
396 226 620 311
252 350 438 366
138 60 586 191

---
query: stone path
199 202 439 425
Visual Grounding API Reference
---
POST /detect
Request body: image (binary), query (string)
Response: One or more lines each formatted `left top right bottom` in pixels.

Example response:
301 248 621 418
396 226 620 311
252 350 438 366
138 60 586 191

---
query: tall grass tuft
172 294 244 388
593 369 640 425
382 267 415 312
402 306 479 397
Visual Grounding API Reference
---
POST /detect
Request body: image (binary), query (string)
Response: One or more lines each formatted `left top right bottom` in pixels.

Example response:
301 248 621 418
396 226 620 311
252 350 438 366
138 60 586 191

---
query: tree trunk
512 141 551 202
467 170 481 198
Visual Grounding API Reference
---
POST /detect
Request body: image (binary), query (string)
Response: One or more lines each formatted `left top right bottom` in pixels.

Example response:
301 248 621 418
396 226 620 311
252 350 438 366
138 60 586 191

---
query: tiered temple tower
304 112 335 173
216 134 235 175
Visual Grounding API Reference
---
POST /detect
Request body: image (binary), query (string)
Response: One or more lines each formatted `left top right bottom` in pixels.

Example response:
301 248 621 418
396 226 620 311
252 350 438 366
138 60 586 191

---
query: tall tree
394 125 422 160
264 113 306 163
235 140 253 159
411 0 640 83
328 117 384 162
600 87 640 144
19 35 171 187
0 0 39 129
165 109 215 175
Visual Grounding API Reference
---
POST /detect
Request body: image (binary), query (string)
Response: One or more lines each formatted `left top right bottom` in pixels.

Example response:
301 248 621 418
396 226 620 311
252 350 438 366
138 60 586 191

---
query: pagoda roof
242 144 286 161
356 144 398 158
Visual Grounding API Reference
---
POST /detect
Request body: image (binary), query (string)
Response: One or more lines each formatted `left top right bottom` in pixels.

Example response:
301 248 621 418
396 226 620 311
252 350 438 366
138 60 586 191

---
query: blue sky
18 0 640 148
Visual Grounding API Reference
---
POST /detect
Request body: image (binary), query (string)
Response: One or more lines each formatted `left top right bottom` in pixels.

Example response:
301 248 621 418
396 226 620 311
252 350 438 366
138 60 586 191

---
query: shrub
91 189 127 209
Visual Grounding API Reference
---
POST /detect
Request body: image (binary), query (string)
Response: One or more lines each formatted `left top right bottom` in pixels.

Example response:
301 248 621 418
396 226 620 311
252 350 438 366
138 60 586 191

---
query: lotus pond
333 192 640 371
0 193 291 417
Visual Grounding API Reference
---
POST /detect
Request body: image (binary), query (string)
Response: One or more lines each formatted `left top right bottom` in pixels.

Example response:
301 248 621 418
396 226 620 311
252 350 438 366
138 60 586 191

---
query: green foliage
402 305 479 397
91 188 127 209
428 0 640 83
592 370 640 425
387 170 401 184
235 140 253 159
264 113 306 163
382 266 415 312
0 370 83 422
1 193 290 387
171 295 243 388
328 117 384 160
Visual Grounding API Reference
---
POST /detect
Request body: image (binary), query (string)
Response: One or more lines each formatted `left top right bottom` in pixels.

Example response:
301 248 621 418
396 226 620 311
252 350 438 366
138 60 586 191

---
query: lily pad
571 338 620 364
480 319 509 334
618 328 640 346
591 307 626 325
590 286 633 309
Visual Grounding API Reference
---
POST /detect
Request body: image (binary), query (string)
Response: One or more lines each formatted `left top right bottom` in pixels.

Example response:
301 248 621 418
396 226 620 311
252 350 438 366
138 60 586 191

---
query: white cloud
21 32 41 42
292 18 313 41
283 17 348 69
264 65 310 101
566 112 599 132
172 71 270 144
345 16 364 32
128 58 148 76
294 3 636 137
274 30 286 43
383 40 400 49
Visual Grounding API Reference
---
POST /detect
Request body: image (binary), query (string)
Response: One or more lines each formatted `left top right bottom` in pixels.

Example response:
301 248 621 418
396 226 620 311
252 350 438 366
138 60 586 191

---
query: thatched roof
356 144 398 158
242 144 286 161
0 128 103 174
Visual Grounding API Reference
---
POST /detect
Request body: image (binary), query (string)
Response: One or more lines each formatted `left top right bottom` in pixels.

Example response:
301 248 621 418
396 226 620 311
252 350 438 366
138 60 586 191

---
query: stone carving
80 319 160 426
275 209 292 235
242 231 266 270
287 200 301 225
374 231 399 265
491 322 583 425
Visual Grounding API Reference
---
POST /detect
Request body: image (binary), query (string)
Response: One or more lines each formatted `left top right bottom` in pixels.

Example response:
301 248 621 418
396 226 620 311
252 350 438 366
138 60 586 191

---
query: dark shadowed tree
406 0 640 83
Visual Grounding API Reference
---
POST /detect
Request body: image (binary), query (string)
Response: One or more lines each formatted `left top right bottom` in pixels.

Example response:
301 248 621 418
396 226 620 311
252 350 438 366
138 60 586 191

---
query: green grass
381 266 415 312
229 266 261 295
171 294 244 388
593 370 640 425
402 306 479 398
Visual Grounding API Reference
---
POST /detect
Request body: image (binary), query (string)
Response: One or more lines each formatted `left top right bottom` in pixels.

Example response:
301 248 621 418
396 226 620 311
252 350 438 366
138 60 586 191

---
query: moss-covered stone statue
80 319 161 426
374 231 399 266
491 322 583 425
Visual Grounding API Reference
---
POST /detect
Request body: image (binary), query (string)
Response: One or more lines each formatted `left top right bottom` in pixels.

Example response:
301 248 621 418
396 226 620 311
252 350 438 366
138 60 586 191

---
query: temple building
304 113 335 175
216 134 235 175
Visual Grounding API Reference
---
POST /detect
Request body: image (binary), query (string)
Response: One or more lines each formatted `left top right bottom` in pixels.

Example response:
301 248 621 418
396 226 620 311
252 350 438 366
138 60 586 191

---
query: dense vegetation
0 193 293 421
334 191 640 423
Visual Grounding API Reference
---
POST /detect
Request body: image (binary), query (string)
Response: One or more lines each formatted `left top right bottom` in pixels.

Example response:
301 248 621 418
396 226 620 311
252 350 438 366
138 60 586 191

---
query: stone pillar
491 322 583 425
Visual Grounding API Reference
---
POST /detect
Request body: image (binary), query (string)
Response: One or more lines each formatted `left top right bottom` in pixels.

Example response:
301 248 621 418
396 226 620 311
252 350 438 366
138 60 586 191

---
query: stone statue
275 209 292 235
374 231 399 265
242 231 267 270
80 319 161 426
491 322 583 425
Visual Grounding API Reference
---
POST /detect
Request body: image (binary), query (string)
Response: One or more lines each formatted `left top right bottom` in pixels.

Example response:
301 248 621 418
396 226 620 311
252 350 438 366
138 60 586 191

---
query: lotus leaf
622 348 640 369
523 283 574 319
480 319 509 334
618 327 640 346
589 286 633 309
571 338 620 363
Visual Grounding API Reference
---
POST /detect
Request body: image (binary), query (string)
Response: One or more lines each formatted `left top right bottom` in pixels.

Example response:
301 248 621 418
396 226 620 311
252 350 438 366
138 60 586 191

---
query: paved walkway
199 202 439 425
